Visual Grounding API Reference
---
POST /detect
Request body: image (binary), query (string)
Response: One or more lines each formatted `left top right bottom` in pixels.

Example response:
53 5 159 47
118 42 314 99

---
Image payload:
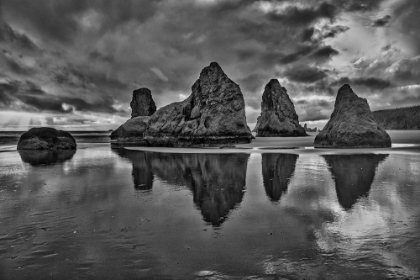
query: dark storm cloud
284 66 328 83
302 25 349 42
1 51 34 75
2 0 162 43
372 15 391 27
321 25 350 39
0 22 39 51
391 56 420 82
301 28 315 42
332 77 393 91
279 46 316 64
0 0 413 128
391 1 420 54
266 2 337 25
338 0 385 12
0 79 120 113
309 46 339 60
89 50 115 63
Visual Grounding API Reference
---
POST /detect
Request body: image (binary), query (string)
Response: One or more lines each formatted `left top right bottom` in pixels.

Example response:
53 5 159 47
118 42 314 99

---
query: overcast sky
0 0 419 130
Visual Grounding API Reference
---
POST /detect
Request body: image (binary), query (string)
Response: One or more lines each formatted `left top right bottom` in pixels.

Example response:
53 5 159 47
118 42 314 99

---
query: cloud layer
0 0 419 129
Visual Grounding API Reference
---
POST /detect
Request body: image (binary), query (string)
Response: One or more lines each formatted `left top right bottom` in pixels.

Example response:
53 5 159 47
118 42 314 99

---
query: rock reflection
323 154 389 210
112 149 154 190
114 150 249 226
262 154 298 201
18 149 76 165
151 153 250 226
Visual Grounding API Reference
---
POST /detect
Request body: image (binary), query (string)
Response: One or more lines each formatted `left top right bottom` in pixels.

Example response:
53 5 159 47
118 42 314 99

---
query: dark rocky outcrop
254 79 306 137
111 87 156 144
323 154 388 210
17 127 77 150
262 153 298 202
130 88 156 118
144 62 253 147
314 84 391 148
110 116 151 145
373 105 420 130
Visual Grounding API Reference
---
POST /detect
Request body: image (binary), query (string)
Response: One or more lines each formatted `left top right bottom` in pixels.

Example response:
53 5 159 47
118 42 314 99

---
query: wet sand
126 131 420 155
0 131 420 279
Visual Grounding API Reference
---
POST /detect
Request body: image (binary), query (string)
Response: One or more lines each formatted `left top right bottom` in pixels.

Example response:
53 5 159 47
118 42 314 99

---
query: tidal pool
0 145 419 279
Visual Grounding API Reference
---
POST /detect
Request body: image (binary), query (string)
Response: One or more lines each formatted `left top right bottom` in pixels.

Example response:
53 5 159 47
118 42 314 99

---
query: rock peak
209 62 221 68
130 88 156 118
336 84 357 102
267 79 281 88
255 80 307 137
199 62 226 83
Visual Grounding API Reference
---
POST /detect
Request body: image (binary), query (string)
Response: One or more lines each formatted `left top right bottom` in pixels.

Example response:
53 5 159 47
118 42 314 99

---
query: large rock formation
314 84 391 148
254 79 306 137
111 87 156 144
373 105 420 130
144 62 253 147
110 116 151 145
17 127 77 150
130 88 156 118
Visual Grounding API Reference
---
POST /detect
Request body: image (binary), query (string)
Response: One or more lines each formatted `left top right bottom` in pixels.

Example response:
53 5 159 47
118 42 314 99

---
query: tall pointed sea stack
254 79 306 137
145 62 253 147
110 88 156 144
314 84 391 148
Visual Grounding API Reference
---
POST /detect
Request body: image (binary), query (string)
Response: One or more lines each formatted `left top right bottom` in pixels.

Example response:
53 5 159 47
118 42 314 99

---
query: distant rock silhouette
130 88 157 118
323 154 388 210
112 149 154 190
17 127 77 150
145 62 253 147
111 87 156 144
255 79 306 137
262 153 298 201
373 105 420 130
314 84 391 148
304 123 317 132
18 149 76 165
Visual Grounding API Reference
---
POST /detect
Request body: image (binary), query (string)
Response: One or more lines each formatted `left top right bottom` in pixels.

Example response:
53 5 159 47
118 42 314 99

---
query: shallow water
0 145 420 279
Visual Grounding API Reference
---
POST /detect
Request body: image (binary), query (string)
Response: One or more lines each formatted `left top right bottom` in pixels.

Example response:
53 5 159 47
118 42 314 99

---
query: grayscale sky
0 0 419 130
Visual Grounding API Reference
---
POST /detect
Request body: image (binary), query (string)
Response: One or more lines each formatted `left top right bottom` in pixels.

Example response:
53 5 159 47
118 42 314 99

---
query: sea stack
17 127 77 150
314 84 391 148
144 62 253 147
130 88 156 118
110 88 156 144
254 79 306 137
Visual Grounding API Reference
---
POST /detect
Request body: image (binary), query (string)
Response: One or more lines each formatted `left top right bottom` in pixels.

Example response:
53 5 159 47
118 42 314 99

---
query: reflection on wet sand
323 154 389 210
114 150 250 226
18 149 76 165
261 153 298 201
113 149 154 190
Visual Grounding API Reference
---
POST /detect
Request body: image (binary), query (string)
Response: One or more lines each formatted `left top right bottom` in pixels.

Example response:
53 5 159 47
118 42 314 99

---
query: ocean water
0 132 419 279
